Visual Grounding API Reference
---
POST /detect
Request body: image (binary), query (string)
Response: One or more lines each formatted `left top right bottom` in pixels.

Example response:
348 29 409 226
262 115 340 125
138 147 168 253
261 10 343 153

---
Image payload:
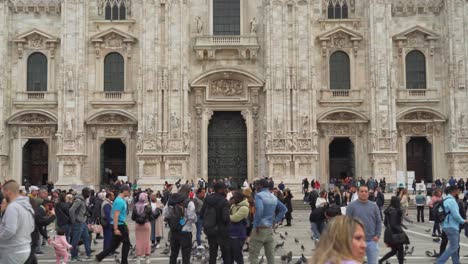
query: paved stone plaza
35 208 468 263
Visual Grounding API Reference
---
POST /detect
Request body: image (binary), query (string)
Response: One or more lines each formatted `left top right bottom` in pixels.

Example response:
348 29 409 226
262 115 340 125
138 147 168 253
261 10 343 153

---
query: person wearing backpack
249 179 287 264
100 191 115 252
200 181 231 264
430 189 443 237
163 185 197 264
132 192 153 264
379 197 409 264
69 187 92 261
228 191 249 264
435 186 468 264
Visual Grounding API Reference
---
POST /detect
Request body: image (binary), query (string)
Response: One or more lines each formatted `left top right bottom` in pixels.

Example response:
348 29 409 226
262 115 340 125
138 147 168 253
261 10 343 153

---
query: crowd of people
0 175 467 264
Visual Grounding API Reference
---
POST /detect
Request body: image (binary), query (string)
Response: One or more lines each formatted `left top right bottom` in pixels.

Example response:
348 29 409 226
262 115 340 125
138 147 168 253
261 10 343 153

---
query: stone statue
65 112 73 136
183 131 190 151
171 112 180 129
195 16 203 34
265 132 272 151
250 17 258 35
136 132 143 152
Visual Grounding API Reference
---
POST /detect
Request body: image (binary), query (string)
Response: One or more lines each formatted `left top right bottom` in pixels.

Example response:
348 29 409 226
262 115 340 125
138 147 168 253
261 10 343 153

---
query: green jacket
230 199 249 223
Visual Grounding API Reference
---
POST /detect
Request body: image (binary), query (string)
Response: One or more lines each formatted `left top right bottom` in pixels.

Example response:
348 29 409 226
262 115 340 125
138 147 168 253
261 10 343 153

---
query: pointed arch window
104 52 125 91
27 52 48 91
329 51 350 90
213 0 240 35
327 0 349 19
104 0 128 20
406 50 426 89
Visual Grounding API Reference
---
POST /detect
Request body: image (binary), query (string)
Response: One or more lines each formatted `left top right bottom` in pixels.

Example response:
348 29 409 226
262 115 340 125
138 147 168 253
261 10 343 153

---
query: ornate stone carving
167 140 182 151
9 0 62 13
13 29 59 59
250 17 258 35
265 132 272 151
210 79 244 97
273 139 286 150
318 27 362 57
97 114 130 123
298 139 311 150
21 126 53 137
104 33 123 48
104 126 121 136
183 131 191 151
144 163 157 176
194 16 203 34
168 164 182 177
273 164 285 177
401 111 438 120
391 0 444 16
91 28 136 59
63 165 76 177
324 112 361 121
287 132 298 151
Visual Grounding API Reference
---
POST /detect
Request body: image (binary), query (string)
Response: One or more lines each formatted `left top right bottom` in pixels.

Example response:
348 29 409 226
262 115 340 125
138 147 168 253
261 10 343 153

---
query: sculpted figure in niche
195 16 203 34
171 112 180 129
183 131 190 151
250 17 258 35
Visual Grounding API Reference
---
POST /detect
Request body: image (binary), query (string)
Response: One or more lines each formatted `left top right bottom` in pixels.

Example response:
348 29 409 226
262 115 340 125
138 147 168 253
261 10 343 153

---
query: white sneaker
197 245 205 250
145 256 151 264
155 244 160 249
136 256 141 264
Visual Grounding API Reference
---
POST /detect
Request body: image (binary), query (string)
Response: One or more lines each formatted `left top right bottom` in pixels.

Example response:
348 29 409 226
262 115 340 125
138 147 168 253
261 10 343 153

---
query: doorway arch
329 137 355 181
22 139 49 186
101 139 126 184
406 137 433 182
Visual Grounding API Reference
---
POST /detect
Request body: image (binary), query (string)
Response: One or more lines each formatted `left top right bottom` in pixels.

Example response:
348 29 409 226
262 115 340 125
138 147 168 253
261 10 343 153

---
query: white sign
407 171 415 191
396 171 406 189
118 176 128 182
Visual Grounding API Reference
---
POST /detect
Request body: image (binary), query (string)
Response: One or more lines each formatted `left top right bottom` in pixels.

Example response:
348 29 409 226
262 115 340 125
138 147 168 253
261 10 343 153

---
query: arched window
104 0 126 20
27 52 48 91
329 51 350 90
406 50 426 89
104 53 124 91
213 0 240 35
327 0 349 19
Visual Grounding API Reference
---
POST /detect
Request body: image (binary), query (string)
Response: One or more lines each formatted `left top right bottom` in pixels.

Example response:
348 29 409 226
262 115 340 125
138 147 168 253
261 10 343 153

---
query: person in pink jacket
49 228 72 264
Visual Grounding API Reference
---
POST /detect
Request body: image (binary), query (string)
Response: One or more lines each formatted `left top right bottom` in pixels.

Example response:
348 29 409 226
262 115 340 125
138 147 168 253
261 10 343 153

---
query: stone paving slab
36 209 468 263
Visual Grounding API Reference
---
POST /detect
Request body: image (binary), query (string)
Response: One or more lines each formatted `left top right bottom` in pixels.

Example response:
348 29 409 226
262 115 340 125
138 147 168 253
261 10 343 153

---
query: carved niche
91 28 137 59
318 26 362 57
13 29 60 59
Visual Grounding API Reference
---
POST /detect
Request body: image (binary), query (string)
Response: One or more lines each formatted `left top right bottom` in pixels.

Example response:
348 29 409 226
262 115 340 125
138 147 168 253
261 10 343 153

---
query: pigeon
275 241 285 249
161 248 170 255
425 228 432 233
165 242 169 248
281 251 293 263
433 237 441 242
285 231 288 236
405 246 414 256
279 233 286 240
294 254 308 264
301 244 305 251
259 255 265 264
294 238 299 244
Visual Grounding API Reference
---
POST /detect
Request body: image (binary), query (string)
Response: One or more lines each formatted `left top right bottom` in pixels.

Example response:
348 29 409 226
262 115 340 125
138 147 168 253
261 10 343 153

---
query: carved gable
8 113 57 125
87 112 137 125
393 26 439 56
91 28 137 58
13 29 60 59
398 110 445 122
319 110 368 123
317 26 362 56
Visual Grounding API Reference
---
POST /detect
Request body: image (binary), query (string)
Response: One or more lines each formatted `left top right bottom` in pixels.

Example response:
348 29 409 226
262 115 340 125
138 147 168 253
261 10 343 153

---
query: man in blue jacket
436 186 468 264
249 179 287 264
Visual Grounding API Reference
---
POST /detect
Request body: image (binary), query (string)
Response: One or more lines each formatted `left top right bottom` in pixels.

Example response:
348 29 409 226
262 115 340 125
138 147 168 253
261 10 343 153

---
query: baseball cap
30 186 39 191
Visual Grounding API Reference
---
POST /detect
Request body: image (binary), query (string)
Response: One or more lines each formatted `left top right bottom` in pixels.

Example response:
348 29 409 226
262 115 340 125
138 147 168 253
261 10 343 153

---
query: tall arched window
104 52 124 91
104 0 126 20
329 51 350 90
327 0 349 19
27 52 48 91
406 50 426 89
213 0 240 35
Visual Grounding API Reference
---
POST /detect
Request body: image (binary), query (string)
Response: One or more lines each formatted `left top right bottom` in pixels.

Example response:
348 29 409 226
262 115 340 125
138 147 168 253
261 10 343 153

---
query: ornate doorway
406 137 433 182
22 139 48 186
101 139 126 184
329 137 355 181
208 111 247 186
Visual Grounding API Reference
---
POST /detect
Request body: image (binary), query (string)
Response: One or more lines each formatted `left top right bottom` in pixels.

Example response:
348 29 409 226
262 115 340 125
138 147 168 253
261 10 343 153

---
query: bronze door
208 111 247 186
22 139 48 186
406 137 433 182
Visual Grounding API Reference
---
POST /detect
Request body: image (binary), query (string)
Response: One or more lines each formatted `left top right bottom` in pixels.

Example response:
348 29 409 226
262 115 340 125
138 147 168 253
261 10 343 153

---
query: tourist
132 192 153 264
379 197 409 264
415 191 426 223
228 191 249 264
302 178 309 193
379 178 386 193
96 185 132 264
248 179 287 264
309 205 342 242
399 188 412 223
0 180 35 264
375 187 385 220
315 190 329 208
149 193 164 249
55 192 72 242
193 187 205 251
332 186 342 207
242 188 255 252
100 191 114 252
69 187 92 261
311 215 366 264
278 181 285 192
283 189 294 226
49 228 72 264
435 186 468 264
430 189 443 237
201 181 231 264
346 185 382 264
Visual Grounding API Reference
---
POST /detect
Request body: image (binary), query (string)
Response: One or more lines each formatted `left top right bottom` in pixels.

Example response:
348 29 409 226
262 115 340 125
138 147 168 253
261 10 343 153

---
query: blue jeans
310 222 321 240
436 227 460 264
70 223 91 258
196 218 203 246
366 240 379 264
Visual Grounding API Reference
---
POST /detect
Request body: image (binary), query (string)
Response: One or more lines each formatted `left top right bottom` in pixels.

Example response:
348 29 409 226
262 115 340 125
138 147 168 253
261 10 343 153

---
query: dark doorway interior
208 111 247 187
101 139 126 184
22 139 48 186
329 137 355 181
406 137 433 183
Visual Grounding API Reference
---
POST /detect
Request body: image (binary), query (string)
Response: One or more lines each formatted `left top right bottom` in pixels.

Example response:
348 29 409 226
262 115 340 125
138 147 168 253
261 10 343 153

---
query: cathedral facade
0 0 465 190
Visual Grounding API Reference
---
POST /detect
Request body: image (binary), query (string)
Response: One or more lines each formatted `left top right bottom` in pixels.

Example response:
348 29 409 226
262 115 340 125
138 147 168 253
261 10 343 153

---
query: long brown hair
311 216 365 264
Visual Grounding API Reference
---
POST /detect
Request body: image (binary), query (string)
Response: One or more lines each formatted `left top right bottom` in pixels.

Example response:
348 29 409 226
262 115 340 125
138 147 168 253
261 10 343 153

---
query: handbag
391 233 407 244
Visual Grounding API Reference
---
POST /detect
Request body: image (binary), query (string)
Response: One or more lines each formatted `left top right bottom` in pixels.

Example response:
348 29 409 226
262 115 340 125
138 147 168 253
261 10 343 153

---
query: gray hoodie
0 196 35 252
69 195 87 224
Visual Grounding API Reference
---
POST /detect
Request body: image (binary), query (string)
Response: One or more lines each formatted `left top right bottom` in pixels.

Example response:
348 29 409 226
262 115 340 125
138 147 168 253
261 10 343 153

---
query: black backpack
165 199 189 233
133 207 148 225
203 202 219 236
432 198 450 223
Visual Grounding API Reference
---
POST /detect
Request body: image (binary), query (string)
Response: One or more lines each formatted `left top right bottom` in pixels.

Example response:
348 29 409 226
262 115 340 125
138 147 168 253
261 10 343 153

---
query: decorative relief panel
143 163 157 176
13 29 59 59
168 164 183 177
207 79 247 101
21 126 54 137
391 0 444 17
91 28 137 59
63 165 76 177
9 0 61 13
318 27 362 57
393 26 439 57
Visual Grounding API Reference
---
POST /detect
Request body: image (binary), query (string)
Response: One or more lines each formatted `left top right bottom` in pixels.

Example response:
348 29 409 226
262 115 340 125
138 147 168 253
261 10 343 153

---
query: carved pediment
393 26 439 56
398 110 445 122
8 111 57 125
91 28 137 58
317 26 362 56
393 26 439 42
86 111 137 125
13 29 60 58
318 109 368 123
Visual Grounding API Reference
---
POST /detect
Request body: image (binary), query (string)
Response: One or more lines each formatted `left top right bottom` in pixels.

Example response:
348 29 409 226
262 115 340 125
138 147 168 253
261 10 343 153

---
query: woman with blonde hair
311 215 366 264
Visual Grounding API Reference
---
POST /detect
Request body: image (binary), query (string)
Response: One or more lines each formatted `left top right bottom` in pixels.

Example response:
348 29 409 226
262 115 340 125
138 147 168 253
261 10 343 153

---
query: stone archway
86 111 137 185
318 109 368 184
190 69 264 181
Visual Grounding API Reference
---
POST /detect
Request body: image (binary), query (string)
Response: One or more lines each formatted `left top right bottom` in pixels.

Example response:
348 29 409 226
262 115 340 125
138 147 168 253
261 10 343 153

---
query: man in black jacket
200 181 231 264
375 187 385 220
